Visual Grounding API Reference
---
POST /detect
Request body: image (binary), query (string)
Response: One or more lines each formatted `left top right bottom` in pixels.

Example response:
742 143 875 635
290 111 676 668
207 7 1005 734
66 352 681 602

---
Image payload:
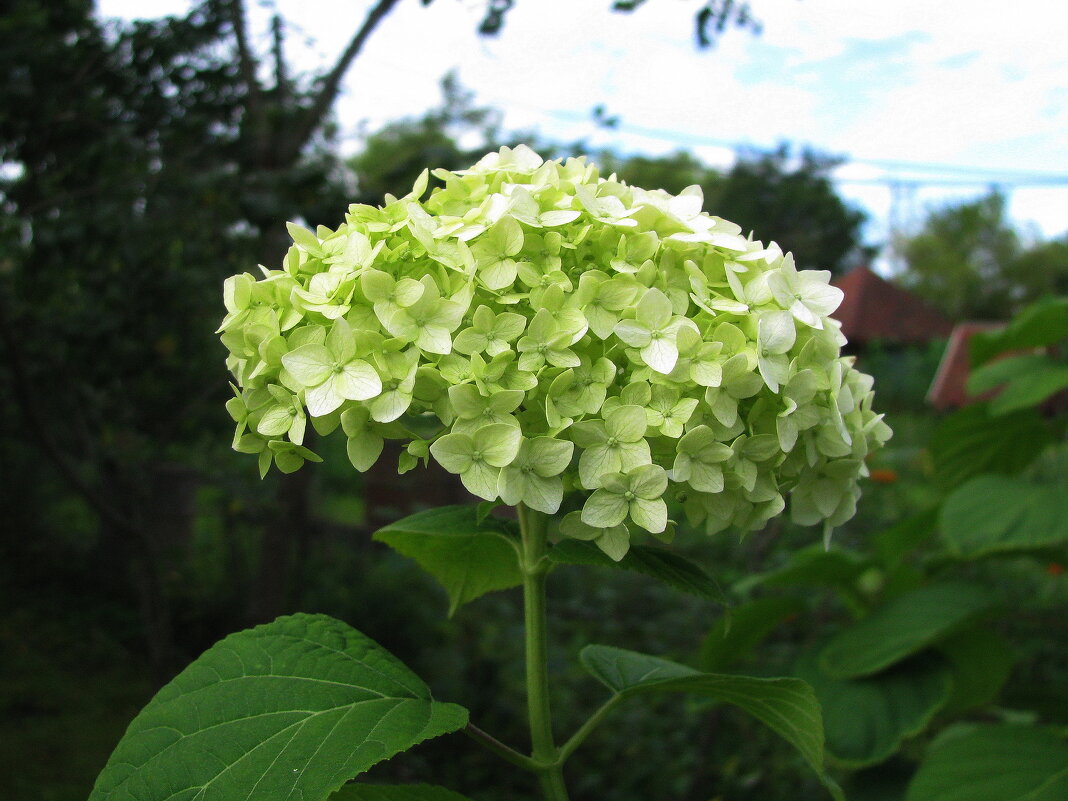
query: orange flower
868 468 898 484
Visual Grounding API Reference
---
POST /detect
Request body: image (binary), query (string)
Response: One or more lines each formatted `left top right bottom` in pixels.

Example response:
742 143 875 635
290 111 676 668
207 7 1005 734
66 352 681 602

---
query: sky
97 0 1068 259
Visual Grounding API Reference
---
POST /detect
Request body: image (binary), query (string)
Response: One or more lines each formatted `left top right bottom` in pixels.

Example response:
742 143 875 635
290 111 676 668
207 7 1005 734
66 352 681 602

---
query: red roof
927 322 1005 410
833 267 953 345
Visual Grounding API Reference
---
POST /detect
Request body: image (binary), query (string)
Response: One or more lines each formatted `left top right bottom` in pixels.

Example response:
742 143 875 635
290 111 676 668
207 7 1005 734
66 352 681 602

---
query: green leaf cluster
765 576 1002 770
578 645 844 799
221 146 890 554
729 295 1067 780
905 725 1068 801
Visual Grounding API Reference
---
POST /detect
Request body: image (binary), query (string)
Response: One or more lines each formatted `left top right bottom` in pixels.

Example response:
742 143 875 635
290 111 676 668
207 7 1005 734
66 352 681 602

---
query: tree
1 0 261 674
0 0 766 671
348 74 508 204
601 145 868 274
898 191 1068 320
481 0 761 46
706 145 870 275
602 149 713 197
1007 235 1068 303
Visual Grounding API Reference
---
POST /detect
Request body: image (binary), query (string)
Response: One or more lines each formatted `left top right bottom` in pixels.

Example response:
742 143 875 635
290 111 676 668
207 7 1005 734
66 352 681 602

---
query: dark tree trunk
245 465 314 624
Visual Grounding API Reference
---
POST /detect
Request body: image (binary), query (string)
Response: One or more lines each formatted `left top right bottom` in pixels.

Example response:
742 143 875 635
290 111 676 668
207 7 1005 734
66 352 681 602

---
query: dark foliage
607 145 870 274
898 190 1068 320
707 145 871 274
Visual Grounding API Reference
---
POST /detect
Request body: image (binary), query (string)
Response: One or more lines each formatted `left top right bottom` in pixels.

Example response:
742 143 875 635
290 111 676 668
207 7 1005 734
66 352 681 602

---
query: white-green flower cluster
221 145 890 558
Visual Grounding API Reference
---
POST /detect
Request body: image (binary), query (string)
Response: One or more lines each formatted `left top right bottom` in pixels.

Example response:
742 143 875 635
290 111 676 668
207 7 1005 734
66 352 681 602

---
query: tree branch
271 14 288 101
228 0 264 139
0 294 135 537
285 0 402 159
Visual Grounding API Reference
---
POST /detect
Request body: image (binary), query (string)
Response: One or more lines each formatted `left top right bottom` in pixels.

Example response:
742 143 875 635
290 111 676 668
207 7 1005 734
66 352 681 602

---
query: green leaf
871 508 938 565
90 614 468 801
905 725 1068 801
373 506 521 616
475 500 499 524
969 296 1068 366
819 583 994 679
796 649 952 768
967 354 1051 395
936 627 1014 715
579 645 841 799
758 545 870 592
549 539 727 605
940 475 1068 558
967 352 1068 415
990 364 1068 415
929 405 1053 489
331 784 474 801
699 596 806 672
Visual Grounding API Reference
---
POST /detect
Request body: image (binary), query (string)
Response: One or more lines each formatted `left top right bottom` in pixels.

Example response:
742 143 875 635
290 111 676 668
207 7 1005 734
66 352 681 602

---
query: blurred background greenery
1 2 1065 799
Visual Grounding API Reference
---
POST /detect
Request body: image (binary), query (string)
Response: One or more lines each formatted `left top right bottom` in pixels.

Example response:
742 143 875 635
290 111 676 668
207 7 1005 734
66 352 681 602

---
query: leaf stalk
556 695 624 765
462 722 543 772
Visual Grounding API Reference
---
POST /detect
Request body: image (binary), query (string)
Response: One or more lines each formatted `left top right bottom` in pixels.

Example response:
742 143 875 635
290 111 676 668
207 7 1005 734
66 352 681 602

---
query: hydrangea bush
221 145 889 556
93 147 888 801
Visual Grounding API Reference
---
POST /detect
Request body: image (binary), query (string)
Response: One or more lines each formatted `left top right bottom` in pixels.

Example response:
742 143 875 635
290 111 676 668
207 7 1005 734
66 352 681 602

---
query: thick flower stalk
221 146 891 557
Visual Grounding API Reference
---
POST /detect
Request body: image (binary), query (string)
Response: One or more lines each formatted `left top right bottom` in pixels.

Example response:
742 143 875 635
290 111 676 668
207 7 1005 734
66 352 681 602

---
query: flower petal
581 490 629 528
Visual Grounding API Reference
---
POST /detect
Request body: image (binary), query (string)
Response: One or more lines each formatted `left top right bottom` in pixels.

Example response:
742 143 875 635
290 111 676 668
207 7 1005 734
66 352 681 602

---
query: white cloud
95 0 1068 240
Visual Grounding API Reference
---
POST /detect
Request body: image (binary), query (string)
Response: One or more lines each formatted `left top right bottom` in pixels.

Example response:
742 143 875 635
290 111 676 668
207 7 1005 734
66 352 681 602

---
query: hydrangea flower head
221 146 891 558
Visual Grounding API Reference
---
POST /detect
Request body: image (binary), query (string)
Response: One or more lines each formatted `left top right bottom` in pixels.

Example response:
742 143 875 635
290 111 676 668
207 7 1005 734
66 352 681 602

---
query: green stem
462 723 542 772
556 695 624 765
517 504 570 801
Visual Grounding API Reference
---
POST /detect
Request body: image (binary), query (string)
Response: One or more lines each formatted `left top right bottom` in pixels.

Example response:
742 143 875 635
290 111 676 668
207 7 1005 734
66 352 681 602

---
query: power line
846 158 1068 185
536 109 1068 188
335 76 1068 191
835 177 1063 188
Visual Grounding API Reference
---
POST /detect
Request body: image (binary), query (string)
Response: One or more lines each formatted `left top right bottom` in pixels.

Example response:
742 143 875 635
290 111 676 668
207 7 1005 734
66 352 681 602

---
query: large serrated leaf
548 539 727 605
940 475 1068 558
795 648 952 768
332 785 473 801
373 506 521 616
698 596 806 672
905 725 1068 801
929 405 1053 490
819 583 993 679
90 614 468 801
935 627 1014 715
579 645 841 799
